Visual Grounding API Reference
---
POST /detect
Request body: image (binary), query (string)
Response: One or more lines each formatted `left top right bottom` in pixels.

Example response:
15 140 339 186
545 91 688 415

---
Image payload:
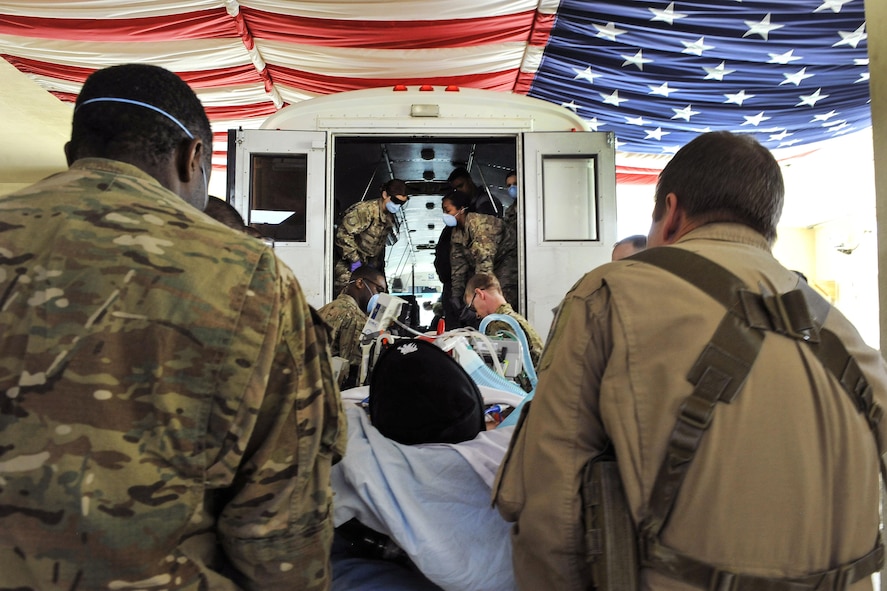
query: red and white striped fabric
0 0 560 171
1 0 867 186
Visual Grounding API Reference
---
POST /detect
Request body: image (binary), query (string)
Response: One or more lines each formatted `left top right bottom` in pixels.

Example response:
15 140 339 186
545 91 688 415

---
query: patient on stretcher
331 339 519 591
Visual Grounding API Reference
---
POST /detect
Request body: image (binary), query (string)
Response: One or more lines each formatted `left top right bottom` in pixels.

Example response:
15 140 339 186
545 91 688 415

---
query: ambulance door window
541 156 598 241
249 154 307 242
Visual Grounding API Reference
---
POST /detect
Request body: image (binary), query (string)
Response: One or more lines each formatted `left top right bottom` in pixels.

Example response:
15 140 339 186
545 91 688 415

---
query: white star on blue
528 0 871 154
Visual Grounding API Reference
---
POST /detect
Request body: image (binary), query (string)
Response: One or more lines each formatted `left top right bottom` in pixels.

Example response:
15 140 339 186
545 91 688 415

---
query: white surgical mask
386 200 401 214
507 185 518 199
442 213 458 227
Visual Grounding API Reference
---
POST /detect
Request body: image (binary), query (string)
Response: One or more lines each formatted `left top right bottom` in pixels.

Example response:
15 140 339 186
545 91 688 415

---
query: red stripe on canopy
268 65 518 95
0 8 537 49
615 166 662 185
0 10 231 42
241 7 536 49
511 11 556 93
51 91 280 121
527 12 556 47
5 55 265 89
204 103 279 120
616 173 659 185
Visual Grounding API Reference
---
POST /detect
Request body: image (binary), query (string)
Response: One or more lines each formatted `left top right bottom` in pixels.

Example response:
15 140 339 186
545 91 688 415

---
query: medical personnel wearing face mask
504 170 518 204
495 170 520 308
440 189 515 325
318 265 388 389
333 178 408 296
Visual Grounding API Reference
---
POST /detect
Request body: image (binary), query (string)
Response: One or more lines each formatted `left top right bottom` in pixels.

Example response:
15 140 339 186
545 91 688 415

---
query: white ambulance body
228 85 617 334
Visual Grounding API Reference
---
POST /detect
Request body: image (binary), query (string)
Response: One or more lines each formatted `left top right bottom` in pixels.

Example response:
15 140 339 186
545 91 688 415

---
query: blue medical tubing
478 314 538 388
471 314 539 428
453 339 527 400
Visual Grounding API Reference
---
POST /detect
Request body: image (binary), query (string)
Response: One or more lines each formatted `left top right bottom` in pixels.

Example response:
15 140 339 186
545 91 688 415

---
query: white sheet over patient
331 403 517 591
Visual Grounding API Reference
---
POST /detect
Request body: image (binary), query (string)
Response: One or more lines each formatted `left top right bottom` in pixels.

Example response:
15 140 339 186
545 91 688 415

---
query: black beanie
369 339 485 445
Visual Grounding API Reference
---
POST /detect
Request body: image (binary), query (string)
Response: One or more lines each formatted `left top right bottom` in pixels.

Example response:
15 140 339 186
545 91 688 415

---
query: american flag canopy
533 0 870 154
0 0 870 164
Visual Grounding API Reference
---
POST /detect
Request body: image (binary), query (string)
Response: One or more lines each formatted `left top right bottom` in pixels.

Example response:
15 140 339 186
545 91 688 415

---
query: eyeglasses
362 278 388 294
467 289 483 312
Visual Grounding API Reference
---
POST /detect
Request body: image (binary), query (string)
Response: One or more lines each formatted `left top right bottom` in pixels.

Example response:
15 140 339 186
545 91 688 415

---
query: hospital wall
618 184 881 350
774 220 880 349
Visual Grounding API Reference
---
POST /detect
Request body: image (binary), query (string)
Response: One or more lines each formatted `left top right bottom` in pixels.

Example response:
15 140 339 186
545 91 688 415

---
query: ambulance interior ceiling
333 136 516 288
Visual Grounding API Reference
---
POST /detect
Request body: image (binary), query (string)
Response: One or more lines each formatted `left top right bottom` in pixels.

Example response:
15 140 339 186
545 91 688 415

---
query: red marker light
445 85 460 92
393 84 408 91
419 84 434 91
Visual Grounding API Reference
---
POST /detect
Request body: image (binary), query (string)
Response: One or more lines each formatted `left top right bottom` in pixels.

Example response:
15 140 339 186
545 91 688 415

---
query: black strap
628 247 885 591
642 310 764 539
644 535 883 591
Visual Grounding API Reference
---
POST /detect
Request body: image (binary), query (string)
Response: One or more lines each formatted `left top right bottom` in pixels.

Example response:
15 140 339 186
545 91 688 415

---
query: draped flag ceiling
0 0 871 178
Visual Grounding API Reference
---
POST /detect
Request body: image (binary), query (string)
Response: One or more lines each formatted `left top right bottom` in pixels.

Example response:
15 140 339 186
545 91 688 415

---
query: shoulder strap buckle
710 570 738 591
739 287 819 343
763 287 820 342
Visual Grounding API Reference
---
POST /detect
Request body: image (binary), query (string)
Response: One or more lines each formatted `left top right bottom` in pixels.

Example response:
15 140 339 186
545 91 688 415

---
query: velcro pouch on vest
582 448 640 591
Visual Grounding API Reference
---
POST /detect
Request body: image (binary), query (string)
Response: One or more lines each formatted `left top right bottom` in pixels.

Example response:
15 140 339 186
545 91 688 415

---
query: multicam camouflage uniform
498 203 520 308
0 159 347 591
333 199 396 295
317 293 367 389
484 303 544 369
450 212 518 309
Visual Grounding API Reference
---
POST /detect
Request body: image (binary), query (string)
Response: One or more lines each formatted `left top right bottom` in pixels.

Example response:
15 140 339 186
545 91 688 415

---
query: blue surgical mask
442 213 458 227
385 200 401 214
507 185 518 199
366 292 380 315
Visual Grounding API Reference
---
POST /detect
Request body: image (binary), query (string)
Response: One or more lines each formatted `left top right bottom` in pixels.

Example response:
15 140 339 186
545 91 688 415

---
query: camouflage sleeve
449 228 470 299
485 319 512 337
336 311 363 371
335 203 372 264
216 253 346 591
466 214 501 278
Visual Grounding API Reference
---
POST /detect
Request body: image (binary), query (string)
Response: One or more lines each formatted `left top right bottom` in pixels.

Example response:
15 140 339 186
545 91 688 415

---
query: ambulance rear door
229 129 327 307
522 131 617 336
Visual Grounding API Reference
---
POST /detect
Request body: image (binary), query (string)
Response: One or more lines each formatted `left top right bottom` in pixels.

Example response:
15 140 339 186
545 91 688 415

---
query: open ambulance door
522 131 617 336
229 129 327 307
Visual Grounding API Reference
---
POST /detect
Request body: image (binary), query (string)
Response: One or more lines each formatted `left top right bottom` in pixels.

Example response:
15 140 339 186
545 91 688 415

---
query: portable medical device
362 293 407 340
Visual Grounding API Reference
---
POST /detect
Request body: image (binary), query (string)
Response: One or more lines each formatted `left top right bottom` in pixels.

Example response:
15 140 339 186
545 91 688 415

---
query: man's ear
175 137 203 183
659 192 686 245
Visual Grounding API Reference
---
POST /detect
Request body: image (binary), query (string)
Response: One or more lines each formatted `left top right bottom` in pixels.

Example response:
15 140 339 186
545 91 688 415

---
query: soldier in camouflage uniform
464 273 544 371
442 190 517 318
0 64 346 591
465 271 543 393
333 179 408 296
318 266 387 389
498 170 520 311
